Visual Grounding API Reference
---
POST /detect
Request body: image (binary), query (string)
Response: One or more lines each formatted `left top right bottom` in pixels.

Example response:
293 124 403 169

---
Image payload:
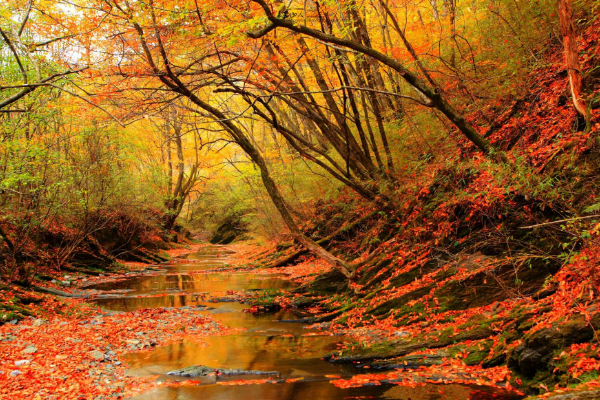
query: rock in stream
166 365 279 378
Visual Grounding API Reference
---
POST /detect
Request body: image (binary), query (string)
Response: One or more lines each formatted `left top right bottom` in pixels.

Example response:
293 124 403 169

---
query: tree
247 0 498 158
92 0 356 279
557 0 589 128
0 1 84 111
157 108 204 231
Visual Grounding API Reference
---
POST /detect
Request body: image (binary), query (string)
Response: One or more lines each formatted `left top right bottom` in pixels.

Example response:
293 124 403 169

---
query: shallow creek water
89 246 523 400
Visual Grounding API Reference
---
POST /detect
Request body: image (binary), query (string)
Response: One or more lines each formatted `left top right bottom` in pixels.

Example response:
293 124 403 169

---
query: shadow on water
90 246 523 400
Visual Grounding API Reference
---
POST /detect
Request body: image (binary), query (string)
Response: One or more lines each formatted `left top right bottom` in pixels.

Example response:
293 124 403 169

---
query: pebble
14 360 30 367
10 370 21 377
90 350 105 361
22 345 38 354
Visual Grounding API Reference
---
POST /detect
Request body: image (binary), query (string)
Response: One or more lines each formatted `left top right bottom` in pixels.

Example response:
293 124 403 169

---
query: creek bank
1 209 195 286
245 191 600 398
0 242 234 400
0 301 227 399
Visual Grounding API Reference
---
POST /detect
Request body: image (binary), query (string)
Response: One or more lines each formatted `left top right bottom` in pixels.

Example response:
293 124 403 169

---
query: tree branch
247 0 497 158
0 68 85 109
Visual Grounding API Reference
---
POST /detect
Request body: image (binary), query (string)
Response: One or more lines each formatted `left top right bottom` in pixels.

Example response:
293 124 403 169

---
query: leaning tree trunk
131 15 356 281
226 121 356 280
187 95 356 280
557 0 589 125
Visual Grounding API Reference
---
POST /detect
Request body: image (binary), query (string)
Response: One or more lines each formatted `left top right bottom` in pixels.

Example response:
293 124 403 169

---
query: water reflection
130 380 523 400
184 247 236 259
132 381 392 400
125 332 350 380
91 246 523 400
90 272 291 312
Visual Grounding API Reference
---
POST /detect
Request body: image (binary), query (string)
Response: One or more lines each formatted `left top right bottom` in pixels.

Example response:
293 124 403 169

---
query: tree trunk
0 224 15 255
557 0 589 123
230 119 357 280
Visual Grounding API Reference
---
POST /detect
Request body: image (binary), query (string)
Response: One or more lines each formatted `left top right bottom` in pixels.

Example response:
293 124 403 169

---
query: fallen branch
268 211 378 268
520 215 600 229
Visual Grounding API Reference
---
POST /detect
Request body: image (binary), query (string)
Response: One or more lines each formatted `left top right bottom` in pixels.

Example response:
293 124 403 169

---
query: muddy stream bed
87 246 523 400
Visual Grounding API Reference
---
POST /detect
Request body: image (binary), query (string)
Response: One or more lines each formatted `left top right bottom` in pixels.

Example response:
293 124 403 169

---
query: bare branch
0 27 28 83
258 86 434 107
18 0 33 37
0 68 85 109
520 215 600 229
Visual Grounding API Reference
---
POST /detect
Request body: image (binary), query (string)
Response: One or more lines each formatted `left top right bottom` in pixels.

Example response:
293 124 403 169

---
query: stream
88 245 524 400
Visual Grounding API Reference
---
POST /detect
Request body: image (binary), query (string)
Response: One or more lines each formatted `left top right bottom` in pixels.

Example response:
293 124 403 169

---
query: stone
518 348 545 378
14 360 30 367
10 370 21 377
166 365 279 378
90 350 105 361
22 345 38 354
33 319 48 327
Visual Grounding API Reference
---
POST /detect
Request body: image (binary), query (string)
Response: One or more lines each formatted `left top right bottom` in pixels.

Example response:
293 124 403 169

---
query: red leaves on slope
331 362 517 392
